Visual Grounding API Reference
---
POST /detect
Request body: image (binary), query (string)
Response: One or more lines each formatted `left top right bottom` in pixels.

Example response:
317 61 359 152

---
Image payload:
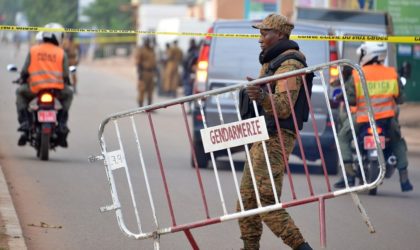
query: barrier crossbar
89 59 385 249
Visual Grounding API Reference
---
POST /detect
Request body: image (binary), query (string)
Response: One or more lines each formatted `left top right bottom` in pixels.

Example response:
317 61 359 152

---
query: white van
296 7 396 67
155 18 212 53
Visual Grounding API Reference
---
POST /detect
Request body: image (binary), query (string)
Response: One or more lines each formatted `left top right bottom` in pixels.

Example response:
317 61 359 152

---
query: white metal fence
89 59 385 249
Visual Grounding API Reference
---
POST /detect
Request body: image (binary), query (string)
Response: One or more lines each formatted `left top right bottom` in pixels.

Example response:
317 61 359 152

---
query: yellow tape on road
1 25 419 44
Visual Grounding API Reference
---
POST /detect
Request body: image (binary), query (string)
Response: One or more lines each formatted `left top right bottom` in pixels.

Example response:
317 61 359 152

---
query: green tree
21 0 78 28
0 0 23 24
82 0 133 30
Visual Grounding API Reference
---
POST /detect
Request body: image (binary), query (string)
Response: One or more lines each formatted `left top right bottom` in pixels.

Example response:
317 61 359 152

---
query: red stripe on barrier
183 229 199 250
302 76 332 192
285 79 314 196
181 104 211 219
266 83 297 200
147 112 177 226
282 193 335 208
172 217 222 233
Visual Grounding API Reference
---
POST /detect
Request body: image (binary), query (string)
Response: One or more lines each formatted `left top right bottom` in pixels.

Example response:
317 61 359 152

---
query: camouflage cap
252 13 294 35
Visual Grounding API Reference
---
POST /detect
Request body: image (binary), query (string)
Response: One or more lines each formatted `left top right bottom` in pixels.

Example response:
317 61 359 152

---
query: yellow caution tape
1 25 419 44
76 36 137 44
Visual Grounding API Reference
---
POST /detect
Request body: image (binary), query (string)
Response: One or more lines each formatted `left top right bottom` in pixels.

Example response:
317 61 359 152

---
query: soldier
331 66 359 187
163 40 183 97
135 37 158 107
238 14 312 250
62 34 79 93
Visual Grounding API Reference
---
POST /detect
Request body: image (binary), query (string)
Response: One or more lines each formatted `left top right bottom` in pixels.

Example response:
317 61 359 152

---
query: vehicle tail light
40 93 54 103
367 126 382 135
195 114 203 121
194 27 213 94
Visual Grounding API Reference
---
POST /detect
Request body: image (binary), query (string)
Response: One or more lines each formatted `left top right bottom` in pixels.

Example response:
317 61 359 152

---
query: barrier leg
350 193 375 233
319 197 326 248
184 229 199 250
153 232 160 250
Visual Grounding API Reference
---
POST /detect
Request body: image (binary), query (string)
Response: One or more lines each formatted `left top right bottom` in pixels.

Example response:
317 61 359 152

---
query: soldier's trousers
389 117 408 170
337 114 356 164
237 130 305 249
163 62 179 94
16 84 73 112
137 72 155 106
338 115 409 174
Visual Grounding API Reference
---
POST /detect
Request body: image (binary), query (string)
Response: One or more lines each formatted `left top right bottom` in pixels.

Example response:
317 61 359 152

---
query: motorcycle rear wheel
39 133 50 161
367 161 380 195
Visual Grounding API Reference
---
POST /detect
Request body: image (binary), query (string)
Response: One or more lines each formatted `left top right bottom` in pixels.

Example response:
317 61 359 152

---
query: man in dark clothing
182 38 199 97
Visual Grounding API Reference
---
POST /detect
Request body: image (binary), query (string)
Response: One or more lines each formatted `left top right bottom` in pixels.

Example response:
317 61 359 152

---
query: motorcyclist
15 23 74 147
330 66 358 187
334 42 413 192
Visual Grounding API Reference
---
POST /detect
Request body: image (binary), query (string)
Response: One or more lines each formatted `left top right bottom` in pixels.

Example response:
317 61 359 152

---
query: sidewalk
0 165 26 250
398 103 420 156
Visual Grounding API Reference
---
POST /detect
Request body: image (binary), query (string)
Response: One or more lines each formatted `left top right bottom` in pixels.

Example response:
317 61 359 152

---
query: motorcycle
355 118 397 195
7 64 76 161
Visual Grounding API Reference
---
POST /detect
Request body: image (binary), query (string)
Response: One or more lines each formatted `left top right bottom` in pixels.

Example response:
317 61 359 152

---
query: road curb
0 164 27 250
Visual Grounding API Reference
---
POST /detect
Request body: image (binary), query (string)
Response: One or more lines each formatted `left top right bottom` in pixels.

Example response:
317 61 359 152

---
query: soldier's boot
57 110 70 148
147 94 153 106
294 242 313 250
18 132 28 146
17 109 30 146
399 169 413 192
241 238 260 250
334 163 356 188
17 109 30 132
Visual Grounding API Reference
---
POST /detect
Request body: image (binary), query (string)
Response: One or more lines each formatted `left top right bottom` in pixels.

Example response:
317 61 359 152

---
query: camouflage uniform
135 44 157 107
62 36 79 91
337 75 357 165
163 42 183 96
238 14 307 250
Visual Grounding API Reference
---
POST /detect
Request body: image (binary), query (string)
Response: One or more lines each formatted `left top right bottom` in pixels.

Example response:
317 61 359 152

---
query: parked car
191 19 340 174
296 6 396 67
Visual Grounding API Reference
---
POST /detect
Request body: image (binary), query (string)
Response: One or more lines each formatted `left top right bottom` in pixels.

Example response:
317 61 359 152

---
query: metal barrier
89 59 385 249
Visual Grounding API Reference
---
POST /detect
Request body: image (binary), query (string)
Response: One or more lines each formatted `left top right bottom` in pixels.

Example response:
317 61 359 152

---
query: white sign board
106 150 127 171
200 116 269 153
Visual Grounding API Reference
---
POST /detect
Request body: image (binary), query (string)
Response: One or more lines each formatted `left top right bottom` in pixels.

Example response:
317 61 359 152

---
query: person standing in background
62 34 79 93
183 38 199 98
163 40 183 97
135 37 158 107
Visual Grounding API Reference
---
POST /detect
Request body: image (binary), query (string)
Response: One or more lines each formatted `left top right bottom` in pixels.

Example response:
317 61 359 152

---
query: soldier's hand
246 85 261 101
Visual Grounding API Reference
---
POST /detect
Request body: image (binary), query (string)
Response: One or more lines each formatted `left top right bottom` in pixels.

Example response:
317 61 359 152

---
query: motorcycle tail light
367 126 382 135
40 93 53 103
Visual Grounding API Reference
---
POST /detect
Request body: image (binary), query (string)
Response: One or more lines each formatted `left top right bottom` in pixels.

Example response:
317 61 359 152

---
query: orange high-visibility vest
28 43 64 94
353 64 399 123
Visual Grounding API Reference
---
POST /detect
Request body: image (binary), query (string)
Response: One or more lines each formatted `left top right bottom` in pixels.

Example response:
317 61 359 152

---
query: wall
214 0 244 19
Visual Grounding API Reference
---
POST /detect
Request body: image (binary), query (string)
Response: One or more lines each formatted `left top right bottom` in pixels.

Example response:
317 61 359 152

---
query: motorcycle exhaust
387 155 397 166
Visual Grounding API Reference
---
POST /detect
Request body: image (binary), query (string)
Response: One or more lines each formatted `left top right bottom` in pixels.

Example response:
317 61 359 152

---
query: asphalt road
0 42 419 250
